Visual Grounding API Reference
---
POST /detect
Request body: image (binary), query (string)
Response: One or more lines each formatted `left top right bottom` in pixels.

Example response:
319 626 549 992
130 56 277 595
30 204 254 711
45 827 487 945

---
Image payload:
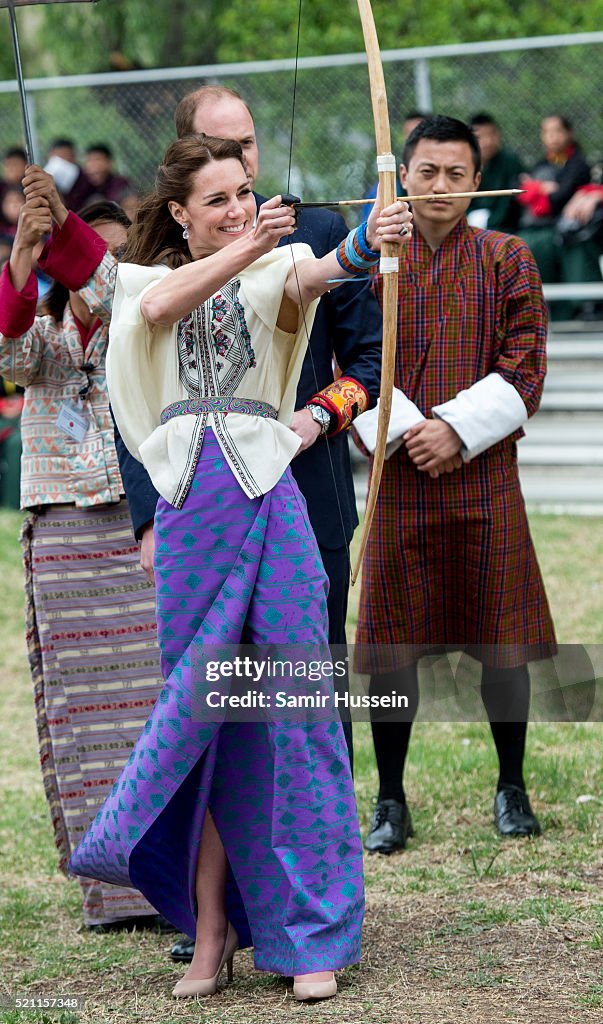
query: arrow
293 188 525 209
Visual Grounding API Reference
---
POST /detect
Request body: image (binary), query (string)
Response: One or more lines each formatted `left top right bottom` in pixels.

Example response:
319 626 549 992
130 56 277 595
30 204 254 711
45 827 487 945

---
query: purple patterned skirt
70 431 364 974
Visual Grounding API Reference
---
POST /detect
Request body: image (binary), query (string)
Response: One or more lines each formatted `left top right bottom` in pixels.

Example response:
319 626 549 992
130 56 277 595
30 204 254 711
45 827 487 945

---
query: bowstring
286 0 353 572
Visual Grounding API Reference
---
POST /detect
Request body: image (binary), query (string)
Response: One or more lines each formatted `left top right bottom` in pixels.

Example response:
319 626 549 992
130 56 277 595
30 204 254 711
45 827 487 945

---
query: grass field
0 508 602 1024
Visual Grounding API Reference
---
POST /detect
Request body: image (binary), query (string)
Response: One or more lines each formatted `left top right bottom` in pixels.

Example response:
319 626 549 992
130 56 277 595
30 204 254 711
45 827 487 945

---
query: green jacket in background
469 146 525 234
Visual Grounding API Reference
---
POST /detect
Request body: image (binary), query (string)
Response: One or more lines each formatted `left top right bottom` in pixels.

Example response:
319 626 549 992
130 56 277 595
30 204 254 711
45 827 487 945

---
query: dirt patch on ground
357 897 601 1024
4 884 600 1024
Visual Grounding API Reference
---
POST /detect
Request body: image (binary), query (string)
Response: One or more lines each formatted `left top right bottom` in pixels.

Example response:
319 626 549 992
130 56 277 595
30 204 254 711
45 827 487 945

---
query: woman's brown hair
121 134 246 269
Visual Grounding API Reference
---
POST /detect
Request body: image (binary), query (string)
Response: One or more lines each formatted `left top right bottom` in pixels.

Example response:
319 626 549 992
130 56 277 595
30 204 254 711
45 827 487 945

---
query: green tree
2 0 603 76
217 0 603 62
34 0 225 73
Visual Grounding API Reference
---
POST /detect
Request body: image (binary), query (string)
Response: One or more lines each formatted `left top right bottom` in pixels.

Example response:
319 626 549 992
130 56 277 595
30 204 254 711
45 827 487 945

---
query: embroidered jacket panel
104 246 319 505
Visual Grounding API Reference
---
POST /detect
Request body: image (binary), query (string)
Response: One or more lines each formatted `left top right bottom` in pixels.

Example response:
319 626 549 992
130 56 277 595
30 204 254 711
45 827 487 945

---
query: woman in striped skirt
0 189 168 931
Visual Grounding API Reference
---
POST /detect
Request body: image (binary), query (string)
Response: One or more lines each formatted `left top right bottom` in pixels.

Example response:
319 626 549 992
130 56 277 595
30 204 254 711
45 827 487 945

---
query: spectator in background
82 143 132 204
1 147 27 198
559 179 603 246
562 182 603 226
3 147 27 183
402 110 429 139
517 115 595 305
0 190 51 299
46 138 78 164
44 138 95 210
468 113 525 233
555 172 603 315
0 185 25 238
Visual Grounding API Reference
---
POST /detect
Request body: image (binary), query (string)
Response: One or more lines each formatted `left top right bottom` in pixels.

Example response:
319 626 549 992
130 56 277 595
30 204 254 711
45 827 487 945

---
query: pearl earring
182 223 190 240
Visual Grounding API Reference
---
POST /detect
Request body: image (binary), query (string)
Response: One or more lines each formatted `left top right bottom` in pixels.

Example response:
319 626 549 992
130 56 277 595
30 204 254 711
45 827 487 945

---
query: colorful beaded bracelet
335 222 380 275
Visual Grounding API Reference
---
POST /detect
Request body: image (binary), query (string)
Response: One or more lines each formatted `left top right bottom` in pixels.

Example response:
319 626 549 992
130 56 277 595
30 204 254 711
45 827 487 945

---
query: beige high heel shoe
293 972 337 1001
171 922 238 998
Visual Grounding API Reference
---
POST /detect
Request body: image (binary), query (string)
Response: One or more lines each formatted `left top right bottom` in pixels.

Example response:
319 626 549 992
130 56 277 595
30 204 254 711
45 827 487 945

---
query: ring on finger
399 224 409 237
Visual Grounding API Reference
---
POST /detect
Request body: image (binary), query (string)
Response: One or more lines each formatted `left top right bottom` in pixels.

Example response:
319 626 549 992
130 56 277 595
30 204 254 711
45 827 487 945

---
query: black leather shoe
494 786 542 837
87 914 178 934
150 914 179 934
364 798 413 854
170 936 195 961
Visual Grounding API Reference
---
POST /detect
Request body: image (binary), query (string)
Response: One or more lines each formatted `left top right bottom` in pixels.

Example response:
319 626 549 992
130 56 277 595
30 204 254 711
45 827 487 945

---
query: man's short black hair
50 137 75 150
470 112 499 130
86 143 113 159
403 115 482 174
4 147 27 161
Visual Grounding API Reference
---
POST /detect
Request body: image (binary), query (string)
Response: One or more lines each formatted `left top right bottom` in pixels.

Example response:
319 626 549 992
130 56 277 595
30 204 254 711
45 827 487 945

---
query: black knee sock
369 665 419 804
481 664 530 792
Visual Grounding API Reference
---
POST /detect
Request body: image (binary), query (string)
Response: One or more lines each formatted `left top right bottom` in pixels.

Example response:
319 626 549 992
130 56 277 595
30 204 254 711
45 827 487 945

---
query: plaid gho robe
356 219 556 671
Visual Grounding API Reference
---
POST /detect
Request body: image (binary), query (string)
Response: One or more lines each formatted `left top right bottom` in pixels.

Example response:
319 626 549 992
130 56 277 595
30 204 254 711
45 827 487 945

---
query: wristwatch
304 403 332 436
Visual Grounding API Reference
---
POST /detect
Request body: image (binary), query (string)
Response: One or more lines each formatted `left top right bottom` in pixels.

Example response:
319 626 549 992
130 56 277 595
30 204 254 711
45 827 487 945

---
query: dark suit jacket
116 196 382 549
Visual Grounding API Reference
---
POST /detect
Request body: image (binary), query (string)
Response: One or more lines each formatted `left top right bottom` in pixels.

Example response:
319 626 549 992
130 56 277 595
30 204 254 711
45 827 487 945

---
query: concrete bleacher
519 317 603 510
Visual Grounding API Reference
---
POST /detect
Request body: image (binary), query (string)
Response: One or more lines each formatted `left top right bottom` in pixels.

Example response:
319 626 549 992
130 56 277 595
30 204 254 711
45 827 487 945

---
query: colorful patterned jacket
0 243 122 508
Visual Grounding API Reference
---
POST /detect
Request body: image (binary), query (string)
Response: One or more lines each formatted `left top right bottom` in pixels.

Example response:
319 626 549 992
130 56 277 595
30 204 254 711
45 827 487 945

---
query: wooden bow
351 0 399 585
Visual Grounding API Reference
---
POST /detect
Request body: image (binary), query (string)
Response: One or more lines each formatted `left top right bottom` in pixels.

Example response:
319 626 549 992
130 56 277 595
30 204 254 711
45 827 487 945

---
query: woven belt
160 397 278 425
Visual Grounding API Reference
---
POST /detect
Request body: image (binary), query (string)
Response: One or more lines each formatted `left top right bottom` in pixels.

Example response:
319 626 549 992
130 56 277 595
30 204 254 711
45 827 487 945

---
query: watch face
308 405 331 431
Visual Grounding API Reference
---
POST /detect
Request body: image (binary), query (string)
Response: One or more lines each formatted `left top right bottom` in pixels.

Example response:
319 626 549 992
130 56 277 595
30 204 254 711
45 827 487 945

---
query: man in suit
113 86 383 957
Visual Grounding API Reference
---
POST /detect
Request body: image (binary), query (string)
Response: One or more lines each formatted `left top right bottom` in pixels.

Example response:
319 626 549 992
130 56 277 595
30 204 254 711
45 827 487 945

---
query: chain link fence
1 33 603 208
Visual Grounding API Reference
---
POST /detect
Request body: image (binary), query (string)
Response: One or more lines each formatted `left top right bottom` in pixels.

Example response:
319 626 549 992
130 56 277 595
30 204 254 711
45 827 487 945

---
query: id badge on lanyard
56 361 95 441
55 398 90 442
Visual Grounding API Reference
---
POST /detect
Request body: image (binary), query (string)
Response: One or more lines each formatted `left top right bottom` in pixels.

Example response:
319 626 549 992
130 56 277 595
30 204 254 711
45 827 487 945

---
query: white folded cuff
432 372 528 461
354 386 425 458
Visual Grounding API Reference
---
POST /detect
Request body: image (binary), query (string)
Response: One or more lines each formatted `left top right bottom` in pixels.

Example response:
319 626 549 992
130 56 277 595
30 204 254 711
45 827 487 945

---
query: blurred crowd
2 114 603 298
0 138 140 275
468 112 603 318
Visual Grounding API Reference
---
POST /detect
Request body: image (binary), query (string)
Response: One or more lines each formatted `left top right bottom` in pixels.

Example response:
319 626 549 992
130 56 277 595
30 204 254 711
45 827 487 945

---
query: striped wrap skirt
21 499 164 925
